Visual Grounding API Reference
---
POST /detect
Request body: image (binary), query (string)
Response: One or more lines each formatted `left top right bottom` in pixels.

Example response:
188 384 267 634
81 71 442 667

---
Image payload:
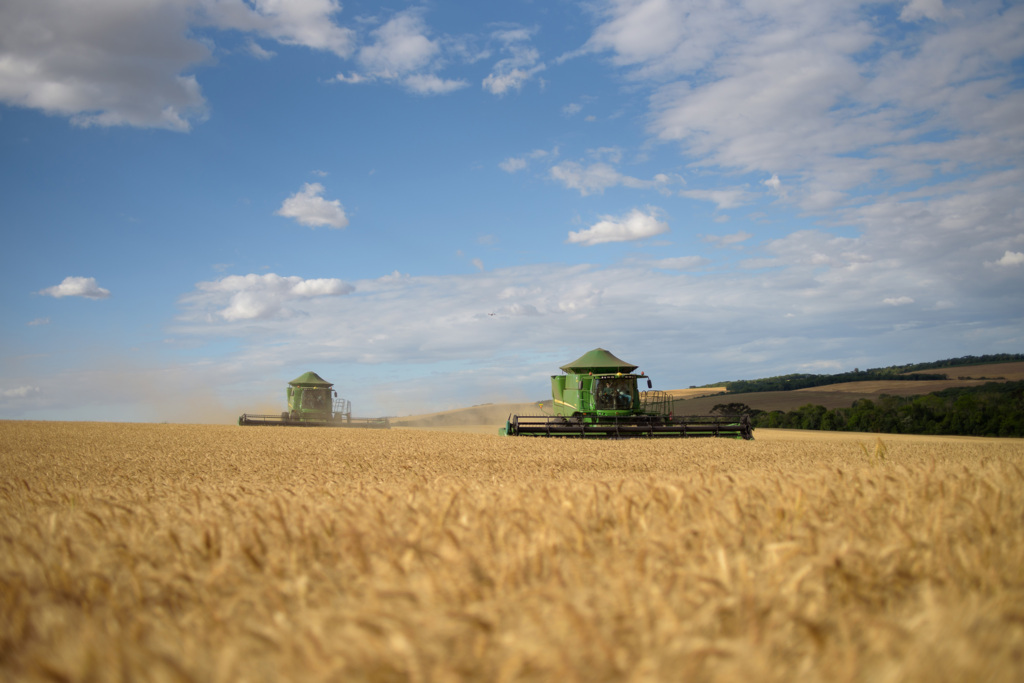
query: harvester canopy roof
288 371 333 387
560 348 638 374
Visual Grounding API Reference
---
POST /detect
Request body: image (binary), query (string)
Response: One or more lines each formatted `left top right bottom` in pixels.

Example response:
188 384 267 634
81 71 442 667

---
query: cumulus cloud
0 0 359 131
38 277 111 299
0 0 208 131
332 9 468 95
357 11 439 78
188 273 354 321
567 208 669 245
276 183 348 228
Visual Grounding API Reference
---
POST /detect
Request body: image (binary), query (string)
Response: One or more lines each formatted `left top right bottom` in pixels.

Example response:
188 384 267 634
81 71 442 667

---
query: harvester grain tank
501 348 752 439
238 371 389 428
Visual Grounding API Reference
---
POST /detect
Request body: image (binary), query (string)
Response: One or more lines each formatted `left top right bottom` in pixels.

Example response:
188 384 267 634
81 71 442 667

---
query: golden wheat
1 421 1023 682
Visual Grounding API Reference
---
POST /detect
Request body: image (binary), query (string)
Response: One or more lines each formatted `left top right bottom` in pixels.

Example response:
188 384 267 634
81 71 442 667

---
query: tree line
704 353 1024 395
712 381 1024 438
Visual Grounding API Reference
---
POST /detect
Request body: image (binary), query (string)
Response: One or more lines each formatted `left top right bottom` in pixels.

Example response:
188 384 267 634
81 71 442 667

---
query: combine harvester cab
238 371 389 428
501 348 752 439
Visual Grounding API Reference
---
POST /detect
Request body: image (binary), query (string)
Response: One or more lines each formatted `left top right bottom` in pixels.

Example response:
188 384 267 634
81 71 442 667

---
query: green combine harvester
238 371 389 428
501 349 752 439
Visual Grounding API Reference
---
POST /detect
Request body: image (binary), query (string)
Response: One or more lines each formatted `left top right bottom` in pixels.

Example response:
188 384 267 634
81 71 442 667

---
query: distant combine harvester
238 371 389 428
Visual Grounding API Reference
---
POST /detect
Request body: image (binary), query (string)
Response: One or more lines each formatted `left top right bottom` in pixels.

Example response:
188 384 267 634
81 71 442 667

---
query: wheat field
2 421 1023 682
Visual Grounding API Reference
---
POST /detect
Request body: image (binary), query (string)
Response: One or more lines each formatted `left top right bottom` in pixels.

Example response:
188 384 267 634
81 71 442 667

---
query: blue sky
2 0 1022 423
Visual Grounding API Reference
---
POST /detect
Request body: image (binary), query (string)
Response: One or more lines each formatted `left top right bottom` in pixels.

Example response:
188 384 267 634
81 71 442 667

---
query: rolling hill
671 361 1024 415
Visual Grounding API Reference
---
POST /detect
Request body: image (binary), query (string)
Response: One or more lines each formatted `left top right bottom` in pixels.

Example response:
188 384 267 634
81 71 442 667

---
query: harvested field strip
1 421 1023 682
793 379 991 395
905 361 1024 381
662 387 728 399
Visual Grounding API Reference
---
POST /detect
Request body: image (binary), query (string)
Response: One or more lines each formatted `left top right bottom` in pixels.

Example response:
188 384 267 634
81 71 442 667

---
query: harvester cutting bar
238 414 290 426
238 413 390 428
505 414 752 439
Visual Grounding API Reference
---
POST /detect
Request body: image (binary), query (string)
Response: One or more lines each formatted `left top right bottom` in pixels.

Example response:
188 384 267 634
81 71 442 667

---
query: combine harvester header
238 371 389 428
501 348 752 439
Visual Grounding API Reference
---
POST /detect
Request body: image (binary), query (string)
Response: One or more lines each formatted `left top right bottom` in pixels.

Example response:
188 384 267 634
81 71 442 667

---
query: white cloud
332 9 470 95
357 10 438 79
27 318 50 326
704 231 753 247
763 174 786 198
276 183 348 228
986 251 1024 268
883 296 915 306
2 386 39 399
403 73 468 95
567 207 669 245
202 0 355 57
500 157 528 173
187 273 354 321
900 0 948 22
482 64 543 96
334 71 371 84
578 0 1024 217
580 0 751 79
549 161 668 195
246 40 276 60
0 0 359 131
680 188 753 210
482 28 546 95
500 148 556 173
38 276 111 299
0 0 209 131
649 256 709 270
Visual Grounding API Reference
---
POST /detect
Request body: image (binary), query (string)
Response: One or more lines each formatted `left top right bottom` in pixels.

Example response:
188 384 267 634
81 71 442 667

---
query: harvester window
595 377 634 410
303 389 330 410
